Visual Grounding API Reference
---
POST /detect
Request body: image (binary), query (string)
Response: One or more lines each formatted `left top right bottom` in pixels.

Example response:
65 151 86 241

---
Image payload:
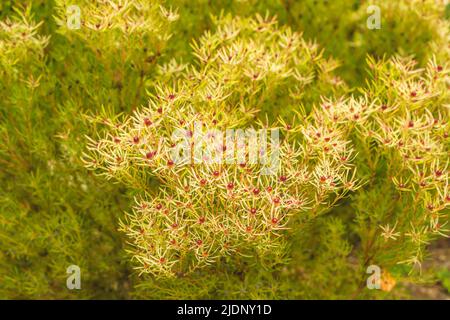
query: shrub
0 0 448 299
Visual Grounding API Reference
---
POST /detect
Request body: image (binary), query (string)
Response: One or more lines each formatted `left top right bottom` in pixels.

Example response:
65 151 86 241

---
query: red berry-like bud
320 176 327 183
213 171 220 177
250 208 257 215
266 186 273 192
252 188 260 195
168 94 175 100
144 118 152 126
196 239 203 246
146 151 155 159
239 163 246 168
279 176 287 182
198 217 205 224
408 121 414 128
159 257 166 264
200 179 207 186
171 223 178 229
157 107 163 114
133 136 140 144
273 197 280 204
114 137 121 144
271 217 278 225
227 182 234 190
381 105 388 111
155 203 162 210
410 91 417 97
167 160 174 166
246 226 252 232
437 65 443 72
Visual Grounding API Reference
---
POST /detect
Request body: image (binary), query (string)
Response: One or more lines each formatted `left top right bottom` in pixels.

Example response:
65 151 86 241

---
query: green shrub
0 0 448 299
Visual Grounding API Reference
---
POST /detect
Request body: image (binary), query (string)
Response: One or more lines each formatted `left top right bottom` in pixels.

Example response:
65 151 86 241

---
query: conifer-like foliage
0 0 449 299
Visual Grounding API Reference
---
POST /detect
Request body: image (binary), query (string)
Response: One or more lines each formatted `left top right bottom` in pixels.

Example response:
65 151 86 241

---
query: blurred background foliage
0 0 448 299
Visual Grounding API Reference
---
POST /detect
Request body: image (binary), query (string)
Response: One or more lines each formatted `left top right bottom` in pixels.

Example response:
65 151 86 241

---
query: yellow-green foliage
0 0 449 299
287 0 450 85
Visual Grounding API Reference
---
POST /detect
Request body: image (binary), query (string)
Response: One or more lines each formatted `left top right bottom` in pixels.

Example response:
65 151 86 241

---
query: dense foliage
0 0 449 299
